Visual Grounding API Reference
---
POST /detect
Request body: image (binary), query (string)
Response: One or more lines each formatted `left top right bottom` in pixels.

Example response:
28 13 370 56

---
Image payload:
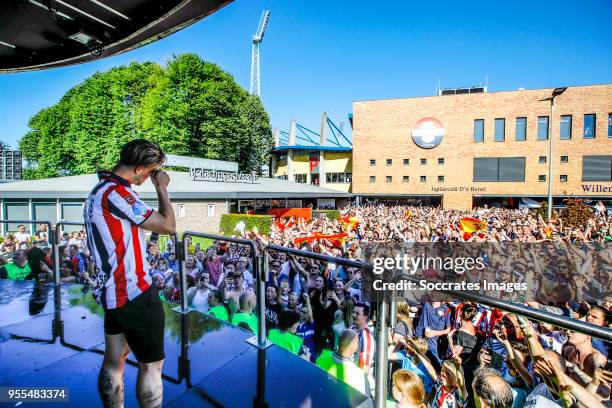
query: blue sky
0 0 611 149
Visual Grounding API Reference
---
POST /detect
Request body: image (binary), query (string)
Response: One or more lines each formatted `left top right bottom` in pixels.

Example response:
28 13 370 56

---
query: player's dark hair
355 302 370 317
117 139 165 168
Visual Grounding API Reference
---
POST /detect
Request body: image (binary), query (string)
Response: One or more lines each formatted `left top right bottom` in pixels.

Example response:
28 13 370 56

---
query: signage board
190 168 259 184
166 154 238 172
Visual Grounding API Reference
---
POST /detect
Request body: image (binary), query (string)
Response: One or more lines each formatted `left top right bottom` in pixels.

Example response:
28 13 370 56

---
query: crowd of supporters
1 202 611 407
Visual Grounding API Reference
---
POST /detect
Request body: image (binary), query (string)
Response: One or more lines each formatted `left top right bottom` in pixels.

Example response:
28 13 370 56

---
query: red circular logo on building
411 117 445 149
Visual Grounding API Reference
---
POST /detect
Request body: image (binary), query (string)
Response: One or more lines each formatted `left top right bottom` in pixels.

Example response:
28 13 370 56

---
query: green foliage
157 234 215 254
560 198 593 227
20 54 272 179
314 209 340 220
535 201 558 220
0 236 4 245
219 214 273 236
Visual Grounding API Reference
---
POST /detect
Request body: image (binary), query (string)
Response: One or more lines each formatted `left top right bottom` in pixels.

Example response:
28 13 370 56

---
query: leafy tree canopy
19 54 273 179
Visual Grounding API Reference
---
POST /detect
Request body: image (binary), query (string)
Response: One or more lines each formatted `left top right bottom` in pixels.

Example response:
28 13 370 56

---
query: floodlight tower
250 10 271 97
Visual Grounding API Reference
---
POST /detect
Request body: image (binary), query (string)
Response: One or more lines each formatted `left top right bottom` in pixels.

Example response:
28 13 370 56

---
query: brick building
352 84 612 209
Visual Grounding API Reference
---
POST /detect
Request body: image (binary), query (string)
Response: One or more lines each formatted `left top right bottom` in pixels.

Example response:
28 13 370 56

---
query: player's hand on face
151 169 170 189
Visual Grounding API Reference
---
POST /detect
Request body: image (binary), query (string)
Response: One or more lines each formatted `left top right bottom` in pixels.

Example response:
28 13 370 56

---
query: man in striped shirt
351 302 376 374
85 139 175 408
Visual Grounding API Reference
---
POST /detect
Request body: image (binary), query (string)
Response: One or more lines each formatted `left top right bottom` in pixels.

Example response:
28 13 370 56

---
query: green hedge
219 214 273 236
313 209 340 220
156 234 215 254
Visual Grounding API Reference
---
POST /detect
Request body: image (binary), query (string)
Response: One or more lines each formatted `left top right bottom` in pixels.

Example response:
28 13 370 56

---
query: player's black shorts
104 285 165 363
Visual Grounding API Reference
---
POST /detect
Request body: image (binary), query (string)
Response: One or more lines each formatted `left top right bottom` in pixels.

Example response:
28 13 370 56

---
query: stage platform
0 280 371 407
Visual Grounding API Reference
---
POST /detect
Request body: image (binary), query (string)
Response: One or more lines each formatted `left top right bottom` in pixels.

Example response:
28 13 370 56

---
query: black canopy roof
0 0 232 73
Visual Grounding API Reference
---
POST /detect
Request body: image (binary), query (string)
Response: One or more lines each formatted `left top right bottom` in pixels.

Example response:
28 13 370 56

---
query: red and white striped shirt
84 171 154 309
350 324 376 370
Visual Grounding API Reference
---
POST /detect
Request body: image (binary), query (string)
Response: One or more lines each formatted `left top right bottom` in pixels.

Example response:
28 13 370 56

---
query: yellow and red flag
294 232 348 247
340 215 360 231
459 217 487 233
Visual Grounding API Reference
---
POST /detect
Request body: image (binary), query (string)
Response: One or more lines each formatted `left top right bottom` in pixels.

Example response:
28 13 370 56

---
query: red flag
294 232 348 247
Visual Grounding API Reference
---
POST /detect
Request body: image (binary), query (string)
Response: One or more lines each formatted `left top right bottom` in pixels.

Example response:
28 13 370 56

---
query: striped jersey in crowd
350 324 376 369
84 171 154 309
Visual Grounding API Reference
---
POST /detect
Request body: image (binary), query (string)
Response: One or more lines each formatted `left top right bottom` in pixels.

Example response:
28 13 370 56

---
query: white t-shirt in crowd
524 383 566 408
14 232 31 243
191 288 210 313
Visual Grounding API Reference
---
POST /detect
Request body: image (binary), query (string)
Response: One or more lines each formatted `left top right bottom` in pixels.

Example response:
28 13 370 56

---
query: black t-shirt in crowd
453 330 477 365
265 301 281 331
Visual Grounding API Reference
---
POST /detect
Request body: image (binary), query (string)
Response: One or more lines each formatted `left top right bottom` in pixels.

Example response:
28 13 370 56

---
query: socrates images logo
411 117 445 149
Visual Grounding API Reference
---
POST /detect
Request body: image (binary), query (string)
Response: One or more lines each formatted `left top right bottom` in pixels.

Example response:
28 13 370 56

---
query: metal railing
54 221 86 286
180 232 269 349
263 244 386 406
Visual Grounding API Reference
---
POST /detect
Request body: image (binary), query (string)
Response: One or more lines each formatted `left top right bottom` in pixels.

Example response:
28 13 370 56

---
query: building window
437 175 445 182
515 117 527 141
560 115 572 140
560 155 568 163
420 158 427 165
3 202 29 232
369 176 376 183
608 113 612 137
537 116 549 140
33 203 57 225
494 118 505 142
473 157 526 182
276 175 288 180
403 175 409 183
177 204 186 218
560 175 568 182
386 176 392 183
295 174 307 183
474 119 484 142
325 172 352 183
539 156 547 164
370 159 376 166
539 175 546 182
582 155 612 181
438 158 444 165
403 159 409 166
584 114 596 138
420 176 426 183
386 159 392 166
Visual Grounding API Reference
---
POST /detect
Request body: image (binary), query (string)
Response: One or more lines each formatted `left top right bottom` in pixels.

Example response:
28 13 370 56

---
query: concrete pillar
273 128 280 147
28 198 33 234
319 150 326 188
270 155 277 178
0 198 4 236
319 113 327 188
287 120 296 182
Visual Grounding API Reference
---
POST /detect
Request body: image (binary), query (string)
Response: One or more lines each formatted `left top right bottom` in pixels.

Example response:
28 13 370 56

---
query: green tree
20 54 272 179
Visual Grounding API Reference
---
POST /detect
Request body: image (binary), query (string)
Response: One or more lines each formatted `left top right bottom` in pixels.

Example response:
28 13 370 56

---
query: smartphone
490 350 505 371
